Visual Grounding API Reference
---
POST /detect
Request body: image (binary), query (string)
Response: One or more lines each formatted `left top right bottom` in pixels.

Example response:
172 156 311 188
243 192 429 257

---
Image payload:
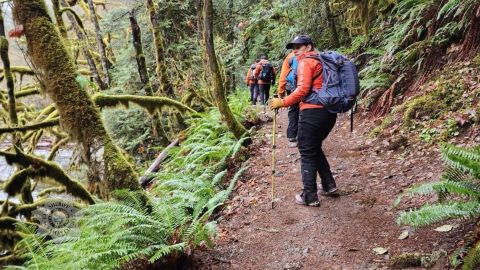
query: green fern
397 144 480 228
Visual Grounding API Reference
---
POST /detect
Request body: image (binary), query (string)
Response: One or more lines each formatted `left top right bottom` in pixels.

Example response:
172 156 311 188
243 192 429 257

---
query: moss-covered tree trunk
52 0 68 39
86 0 111 87
325 0 340 48
129 13 169 145
60 0 106 90
145 0 174 97
13 0 140 197
203 0 246 139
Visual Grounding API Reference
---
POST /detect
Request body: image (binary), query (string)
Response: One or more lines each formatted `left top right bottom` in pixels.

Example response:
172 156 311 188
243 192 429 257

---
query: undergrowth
396 143 480 269
9 93 256 270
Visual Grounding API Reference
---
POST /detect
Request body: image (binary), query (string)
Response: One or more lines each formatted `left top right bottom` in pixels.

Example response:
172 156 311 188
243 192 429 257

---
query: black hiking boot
296 163 320 206
295 192 320 207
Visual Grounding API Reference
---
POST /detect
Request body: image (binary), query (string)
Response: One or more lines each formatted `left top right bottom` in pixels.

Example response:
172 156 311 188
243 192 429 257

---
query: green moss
3 168 38 196
463 241 480 270
369 115 393 137
0 147 95 204
93 94 199 115
13 0 141 197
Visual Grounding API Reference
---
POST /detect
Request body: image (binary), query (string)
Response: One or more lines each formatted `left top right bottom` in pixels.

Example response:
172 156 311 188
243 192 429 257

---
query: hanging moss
3 168 39 196
13 0 141 197
0 147 95 204
93 94 199 116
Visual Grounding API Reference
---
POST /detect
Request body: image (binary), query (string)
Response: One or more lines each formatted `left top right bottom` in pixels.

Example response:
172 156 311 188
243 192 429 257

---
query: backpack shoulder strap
304 55 324 81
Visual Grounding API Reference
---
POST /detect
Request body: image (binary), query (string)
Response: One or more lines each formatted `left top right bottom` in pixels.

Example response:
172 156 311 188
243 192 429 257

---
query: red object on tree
8 25 24 38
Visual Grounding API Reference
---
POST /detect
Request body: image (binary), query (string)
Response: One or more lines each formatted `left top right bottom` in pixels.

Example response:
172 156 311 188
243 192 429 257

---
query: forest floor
195 109 476 270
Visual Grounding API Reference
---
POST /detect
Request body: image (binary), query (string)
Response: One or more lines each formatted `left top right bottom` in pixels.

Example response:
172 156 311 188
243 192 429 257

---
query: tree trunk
1 9 33 211
52 0 68 39
60 0 107 90
13 0 141 197
86 0 111 87
325 0 340 48
203 0 246 139
145 0 174 97
129 13 169 145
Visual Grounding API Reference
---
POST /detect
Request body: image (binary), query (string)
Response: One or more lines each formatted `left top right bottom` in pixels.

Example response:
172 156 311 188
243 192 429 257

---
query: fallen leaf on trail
373 247 388 255
434 224 453 232
398 230 409 240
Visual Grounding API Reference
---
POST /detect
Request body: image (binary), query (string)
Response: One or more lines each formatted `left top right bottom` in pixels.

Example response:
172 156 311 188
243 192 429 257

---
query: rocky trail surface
195 109 475 270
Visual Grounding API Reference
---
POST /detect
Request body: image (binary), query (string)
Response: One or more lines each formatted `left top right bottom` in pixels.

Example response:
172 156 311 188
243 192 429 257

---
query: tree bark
203 0 246 139
52 0 68 39
86 0 111 87
60 0 107 90
145 0 174 97
13 0 141 197
129 13 169 145
325 0 340 48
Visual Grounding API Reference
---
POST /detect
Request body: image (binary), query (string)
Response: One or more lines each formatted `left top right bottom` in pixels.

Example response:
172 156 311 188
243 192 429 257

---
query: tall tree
145 0 174 97
12 0 140 197
130 12 169 145
60 0 107 90
203 0 246 139
86 0 111 87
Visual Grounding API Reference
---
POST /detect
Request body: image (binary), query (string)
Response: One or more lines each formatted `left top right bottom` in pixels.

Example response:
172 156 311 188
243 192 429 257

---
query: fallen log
140 138 179 188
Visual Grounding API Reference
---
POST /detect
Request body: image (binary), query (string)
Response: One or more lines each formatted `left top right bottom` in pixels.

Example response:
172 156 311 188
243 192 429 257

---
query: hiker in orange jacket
254 56 276 105
278 50 300 146
246 59 260 105
270 35 338 207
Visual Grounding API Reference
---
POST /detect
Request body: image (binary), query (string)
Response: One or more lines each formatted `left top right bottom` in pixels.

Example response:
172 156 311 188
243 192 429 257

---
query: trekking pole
271 94 278 209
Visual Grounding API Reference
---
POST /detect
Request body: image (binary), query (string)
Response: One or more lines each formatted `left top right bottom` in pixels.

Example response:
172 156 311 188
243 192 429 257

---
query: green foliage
396 144 480 227
12 94 253 269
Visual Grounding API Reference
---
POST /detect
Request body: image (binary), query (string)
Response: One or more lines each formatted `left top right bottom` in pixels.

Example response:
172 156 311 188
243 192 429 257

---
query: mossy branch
3 168 39 196
0 66 35 76
0 216 37 230
59 7 85 30
0 148 95 204
9 198 84 217
37 186 66 197
93 94 199 116
0 118 59 134
14 87 41 98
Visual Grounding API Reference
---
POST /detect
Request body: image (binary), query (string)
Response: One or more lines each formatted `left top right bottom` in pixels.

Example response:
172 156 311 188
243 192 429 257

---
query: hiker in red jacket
246 59 260 105
270 35 337 207
278 50 300 147
254 56 276 105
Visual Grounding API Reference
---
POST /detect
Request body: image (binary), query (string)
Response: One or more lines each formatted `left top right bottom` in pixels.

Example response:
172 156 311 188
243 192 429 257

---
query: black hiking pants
286 88 299 139
298 108 337 203
258 84 271 105
249 83 258 105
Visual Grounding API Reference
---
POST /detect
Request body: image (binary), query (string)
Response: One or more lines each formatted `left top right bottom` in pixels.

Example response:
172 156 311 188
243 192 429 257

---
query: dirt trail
195 110 474 270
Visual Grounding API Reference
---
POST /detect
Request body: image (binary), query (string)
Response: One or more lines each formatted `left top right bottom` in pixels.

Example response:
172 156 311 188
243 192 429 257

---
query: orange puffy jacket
277 51 295 97
254 59 277 85
283 51 324 111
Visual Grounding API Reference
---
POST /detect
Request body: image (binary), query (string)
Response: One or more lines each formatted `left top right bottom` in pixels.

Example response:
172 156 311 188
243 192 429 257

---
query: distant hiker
278 49 300 147
255 55 276 105
270 35 337 207
246 59 260 105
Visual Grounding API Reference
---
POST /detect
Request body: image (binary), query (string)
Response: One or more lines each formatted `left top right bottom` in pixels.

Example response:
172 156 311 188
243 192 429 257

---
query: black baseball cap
286 35 313 49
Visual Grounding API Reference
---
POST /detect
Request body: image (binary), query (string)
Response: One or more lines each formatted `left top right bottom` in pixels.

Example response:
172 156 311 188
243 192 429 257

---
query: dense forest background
0 0 478 269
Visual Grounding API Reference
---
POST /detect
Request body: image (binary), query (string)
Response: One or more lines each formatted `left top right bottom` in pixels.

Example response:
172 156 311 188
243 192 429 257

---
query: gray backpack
303 51 360 114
